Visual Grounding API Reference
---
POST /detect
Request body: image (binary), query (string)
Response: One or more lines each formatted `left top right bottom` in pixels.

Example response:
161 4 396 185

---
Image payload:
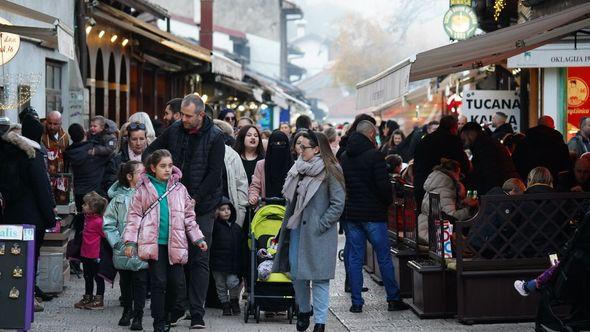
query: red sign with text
567 67 590 140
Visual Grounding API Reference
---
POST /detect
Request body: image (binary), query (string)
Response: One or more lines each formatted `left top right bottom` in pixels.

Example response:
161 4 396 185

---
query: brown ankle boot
85 295 104 310
74 295 92 309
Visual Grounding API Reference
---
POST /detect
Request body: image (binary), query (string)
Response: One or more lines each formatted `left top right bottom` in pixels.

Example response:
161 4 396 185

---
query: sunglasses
128 122 146 131
224 116 235 121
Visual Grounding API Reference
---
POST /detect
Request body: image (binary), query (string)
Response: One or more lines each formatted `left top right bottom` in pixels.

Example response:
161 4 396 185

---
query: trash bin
36 252 65 293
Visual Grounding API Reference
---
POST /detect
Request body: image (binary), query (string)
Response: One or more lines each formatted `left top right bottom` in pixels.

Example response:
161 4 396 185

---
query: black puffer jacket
101 147 131 195
144 116 225 215
0 131 56 229
64 141 110 195
210 198 245 274
469 134 520 195
512 125 572 182
340 132 392 221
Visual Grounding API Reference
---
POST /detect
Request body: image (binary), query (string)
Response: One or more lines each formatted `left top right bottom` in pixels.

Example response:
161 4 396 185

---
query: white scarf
282 156 325 229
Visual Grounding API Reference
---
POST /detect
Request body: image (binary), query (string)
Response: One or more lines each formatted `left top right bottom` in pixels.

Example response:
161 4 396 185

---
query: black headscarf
265 130 293 198
21 114 43 144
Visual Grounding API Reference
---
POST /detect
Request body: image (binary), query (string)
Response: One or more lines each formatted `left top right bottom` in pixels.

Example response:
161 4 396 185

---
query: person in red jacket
74 191 108 310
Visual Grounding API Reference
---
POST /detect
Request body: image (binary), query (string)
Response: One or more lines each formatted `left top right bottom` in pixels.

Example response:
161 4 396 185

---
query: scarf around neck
282 155 326 229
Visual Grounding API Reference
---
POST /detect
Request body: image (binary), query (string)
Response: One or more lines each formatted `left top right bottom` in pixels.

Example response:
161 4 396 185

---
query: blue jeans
346 221 400 306
289 226 330 324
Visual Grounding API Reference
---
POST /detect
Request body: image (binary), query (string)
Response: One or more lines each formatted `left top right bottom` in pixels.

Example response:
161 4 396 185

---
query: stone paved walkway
23 235 535 331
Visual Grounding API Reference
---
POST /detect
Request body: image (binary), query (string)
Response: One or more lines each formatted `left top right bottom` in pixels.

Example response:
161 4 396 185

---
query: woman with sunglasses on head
273 131 345 332
249 130 293 206
218 108 237 129
233 124 265 185
102 122 149 194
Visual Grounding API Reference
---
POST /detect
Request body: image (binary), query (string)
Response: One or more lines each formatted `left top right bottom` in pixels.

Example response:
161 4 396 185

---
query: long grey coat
272 171 345 280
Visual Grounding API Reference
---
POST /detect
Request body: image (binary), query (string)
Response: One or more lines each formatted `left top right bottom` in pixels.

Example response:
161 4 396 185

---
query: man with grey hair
143 93 225 329
340 120 407 313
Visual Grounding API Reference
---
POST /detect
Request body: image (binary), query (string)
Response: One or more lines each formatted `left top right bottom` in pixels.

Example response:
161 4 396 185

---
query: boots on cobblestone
74 295 92 309
388 300 409 311
130 311 143 331
313 323 325 332
296 311 311 332
222 302 232 316
85 295 104 310
230 299 240 315
118 307 133 326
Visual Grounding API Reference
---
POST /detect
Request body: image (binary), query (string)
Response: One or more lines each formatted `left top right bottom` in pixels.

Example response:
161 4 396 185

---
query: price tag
23 228 34 241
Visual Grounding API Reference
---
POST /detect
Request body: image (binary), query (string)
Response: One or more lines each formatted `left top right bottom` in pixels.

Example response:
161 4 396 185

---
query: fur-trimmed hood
1 130 40 158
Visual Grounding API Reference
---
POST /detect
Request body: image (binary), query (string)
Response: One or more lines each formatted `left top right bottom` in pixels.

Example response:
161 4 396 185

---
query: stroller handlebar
258 197 286 205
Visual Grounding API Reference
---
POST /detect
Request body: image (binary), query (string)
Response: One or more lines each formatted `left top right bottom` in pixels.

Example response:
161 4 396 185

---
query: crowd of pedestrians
1 95 589 331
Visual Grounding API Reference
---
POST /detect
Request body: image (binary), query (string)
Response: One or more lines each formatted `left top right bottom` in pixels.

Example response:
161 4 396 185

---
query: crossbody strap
142 182 180 219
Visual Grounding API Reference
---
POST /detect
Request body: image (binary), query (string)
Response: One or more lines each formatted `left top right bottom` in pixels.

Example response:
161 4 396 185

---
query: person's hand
124 245 135 258
249 196 258 206
571 185 583 192
197 241 208 252
463 198 479 208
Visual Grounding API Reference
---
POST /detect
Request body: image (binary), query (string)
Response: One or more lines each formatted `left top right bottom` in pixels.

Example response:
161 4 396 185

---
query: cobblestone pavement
27 235 535 331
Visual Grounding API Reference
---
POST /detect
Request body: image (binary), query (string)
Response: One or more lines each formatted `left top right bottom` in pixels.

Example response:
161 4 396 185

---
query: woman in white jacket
417 158 477 243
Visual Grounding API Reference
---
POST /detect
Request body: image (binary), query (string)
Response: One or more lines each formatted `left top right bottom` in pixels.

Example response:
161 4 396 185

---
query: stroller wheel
255 305 261 323
338 249 345 262
244 302 249 323
288 306 293 324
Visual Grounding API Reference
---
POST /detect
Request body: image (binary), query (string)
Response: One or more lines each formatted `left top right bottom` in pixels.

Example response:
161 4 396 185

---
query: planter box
408 259 457 318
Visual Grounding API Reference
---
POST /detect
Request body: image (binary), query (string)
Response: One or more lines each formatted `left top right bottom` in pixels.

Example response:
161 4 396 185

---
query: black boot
313 323 325 332
130 310 143 331
222 302 232 316
118 307 133 326
230 299 241 315
296 311 311 332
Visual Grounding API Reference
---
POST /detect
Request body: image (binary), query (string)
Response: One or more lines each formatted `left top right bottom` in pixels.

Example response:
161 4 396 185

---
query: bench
454 192 590 324
407 192 457 318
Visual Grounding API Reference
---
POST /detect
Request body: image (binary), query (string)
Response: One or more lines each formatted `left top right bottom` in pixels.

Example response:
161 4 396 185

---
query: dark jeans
34 228 46 283
149 245 186 328
186 210 215 318
119 269 148 313
346 221 400 306
81 257 105 296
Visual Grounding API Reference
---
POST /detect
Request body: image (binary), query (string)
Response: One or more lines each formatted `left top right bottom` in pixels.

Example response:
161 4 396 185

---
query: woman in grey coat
273 131 345 332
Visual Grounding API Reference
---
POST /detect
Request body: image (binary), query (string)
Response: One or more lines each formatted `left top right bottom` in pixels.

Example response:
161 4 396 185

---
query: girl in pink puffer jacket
123 149 207 332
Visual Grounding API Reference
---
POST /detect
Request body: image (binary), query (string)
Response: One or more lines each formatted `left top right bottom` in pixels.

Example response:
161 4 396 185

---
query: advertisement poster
567 67 590 140
462 90 521 132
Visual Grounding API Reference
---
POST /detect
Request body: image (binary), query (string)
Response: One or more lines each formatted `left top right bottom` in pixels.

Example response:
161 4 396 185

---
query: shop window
46 61 63 113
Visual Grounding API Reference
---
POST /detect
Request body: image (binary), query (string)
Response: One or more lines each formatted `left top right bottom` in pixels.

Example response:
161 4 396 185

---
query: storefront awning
94 4 211 64
216 76 253 95
0 0 75 59
212 52 244 80
356 1 590 110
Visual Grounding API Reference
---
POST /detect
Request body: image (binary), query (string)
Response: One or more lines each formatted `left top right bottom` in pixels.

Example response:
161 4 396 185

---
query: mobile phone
549 253 559 266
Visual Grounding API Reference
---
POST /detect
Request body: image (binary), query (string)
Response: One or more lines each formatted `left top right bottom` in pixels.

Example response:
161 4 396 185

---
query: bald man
557 158 590 192
42 111 69 177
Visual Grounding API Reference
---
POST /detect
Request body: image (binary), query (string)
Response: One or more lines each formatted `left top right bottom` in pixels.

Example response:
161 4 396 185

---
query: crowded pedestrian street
1 0 590 332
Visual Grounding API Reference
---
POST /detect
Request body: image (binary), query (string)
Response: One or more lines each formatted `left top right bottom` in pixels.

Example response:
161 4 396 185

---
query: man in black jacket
461 122 520 195
413 115 470 209
512 116 571 182
64 124 110 214
340 120 407 313
143 94 224 329
485 112 514 141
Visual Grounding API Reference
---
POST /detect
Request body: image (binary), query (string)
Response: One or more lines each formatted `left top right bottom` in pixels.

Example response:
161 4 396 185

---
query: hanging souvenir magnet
9 287 19 299
10 243 21 255
12 266 23 278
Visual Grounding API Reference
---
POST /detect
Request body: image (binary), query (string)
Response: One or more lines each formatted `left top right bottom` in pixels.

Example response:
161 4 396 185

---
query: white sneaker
513 280 529 297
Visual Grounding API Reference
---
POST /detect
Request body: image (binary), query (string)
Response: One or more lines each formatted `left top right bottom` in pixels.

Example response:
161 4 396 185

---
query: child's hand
124 245 135 258
197 241 208 252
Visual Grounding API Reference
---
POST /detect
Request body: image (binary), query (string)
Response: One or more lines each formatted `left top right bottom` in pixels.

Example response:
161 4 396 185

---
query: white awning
212 52 243 80
355 57 413 111
0 0 75 59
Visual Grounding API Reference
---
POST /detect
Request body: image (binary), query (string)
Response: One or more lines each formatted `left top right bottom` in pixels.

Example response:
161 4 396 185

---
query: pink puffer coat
123 166 203 265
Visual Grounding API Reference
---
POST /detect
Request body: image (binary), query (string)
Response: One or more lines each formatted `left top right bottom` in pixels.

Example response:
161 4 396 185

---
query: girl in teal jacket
103 160 148 330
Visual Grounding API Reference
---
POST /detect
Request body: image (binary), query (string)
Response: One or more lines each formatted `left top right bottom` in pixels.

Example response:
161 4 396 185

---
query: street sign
443 5 478 41
462 90 521 132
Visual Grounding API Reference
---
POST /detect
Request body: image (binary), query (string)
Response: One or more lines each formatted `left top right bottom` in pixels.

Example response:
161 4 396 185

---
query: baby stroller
243 197 296 324
535 214 590 332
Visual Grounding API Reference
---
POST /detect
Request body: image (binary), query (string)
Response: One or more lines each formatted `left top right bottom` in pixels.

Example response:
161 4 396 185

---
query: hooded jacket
103 181 148 271
123 166 203 265
210 198 245 274
512 125 571 181
417 169 473 243
143 116 225 215
0 131 56 229
64 140 110 195
340 132 392 221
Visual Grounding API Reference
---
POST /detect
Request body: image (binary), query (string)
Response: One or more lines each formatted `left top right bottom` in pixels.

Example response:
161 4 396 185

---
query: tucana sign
462 90 521 132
